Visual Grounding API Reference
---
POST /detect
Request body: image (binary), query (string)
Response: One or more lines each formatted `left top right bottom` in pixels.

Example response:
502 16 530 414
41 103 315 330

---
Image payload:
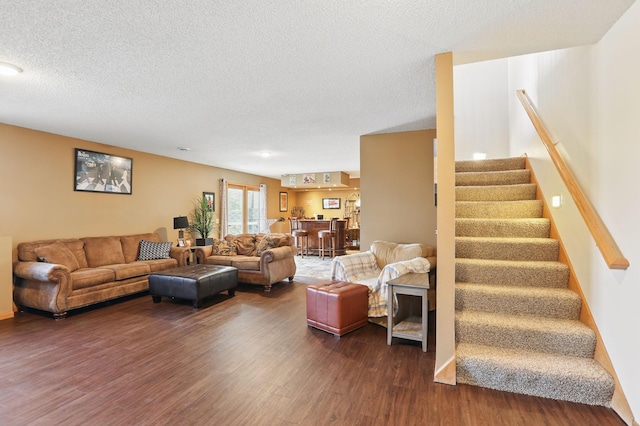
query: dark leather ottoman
149 264 238 308
306 281 368 336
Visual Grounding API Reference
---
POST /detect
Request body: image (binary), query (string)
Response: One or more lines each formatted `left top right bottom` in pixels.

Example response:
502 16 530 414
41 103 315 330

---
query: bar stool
318 217 339 260
289 218 309 257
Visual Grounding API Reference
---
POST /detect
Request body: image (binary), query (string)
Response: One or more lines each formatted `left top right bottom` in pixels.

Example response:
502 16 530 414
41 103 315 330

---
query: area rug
293 255 333 281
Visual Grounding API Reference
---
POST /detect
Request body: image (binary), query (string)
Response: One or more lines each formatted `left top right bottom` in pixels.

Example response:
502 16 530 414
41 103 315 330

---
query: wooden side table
387 272 430 352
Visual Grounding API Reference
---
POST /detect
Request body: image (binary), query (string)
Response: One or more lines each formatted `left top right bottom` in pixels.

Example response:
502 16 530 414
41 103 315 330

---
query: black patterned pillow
138 240 172 261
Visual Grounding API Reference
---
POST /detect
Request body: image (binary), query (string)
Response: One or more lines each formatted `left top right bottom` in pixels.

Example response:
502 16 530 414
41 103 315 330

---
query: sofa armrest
14 261 71 285
170 247 191 267
13 261 72 314
260 245 295 264
194 246 213 264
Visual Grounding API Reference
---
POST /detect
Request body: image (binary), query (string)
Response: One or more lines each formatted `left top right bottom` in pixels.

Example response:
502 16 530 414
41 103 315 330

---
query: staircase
454 156 615 406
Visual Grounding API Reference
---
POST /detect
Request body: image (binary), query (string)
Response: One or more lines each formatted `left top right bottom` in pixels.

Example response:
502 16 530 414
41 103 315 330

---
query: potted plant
189 195 217 246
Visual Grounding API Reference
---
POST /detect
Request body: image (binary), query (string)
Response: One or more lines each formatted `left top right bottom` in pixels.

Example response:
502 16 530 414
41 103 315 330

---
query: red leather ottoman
306 281 368 336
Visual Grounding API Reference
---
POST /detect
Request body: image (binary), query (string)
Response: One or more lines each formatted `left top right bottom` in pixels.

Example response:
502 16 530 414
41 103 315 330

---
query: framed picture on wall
322 198 341 209
279 192 288 212
74 148 132 194
203 192 215 212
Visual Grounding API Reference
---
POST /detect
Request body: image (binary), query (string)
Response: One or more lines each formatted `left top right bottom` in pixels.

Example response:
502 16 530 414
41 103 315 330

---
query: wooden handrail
517 89 629 270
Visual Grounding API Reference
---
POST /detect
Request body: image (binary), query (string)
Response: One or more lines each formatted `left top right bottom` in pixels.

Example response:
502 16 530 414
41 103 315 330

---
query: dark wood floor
0 278 625 426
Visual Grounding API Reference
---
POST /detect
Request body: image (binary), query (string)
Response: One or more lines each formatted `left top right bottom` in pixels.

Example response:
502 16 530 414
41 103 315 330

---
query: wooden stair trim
526 157 634 425
517 89 629 270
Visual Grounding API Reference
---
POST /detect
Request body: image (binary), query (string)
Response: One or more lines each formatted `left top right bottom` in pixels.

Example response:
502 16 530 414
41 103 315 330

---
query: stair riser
455 157 526 173
456 239 559 261
455 319 596 358
456 200 543 219
455 262 569 288
456 219 550 238
456 358 614 406
456 169 531 186
456 184 537 202
455 287 581 319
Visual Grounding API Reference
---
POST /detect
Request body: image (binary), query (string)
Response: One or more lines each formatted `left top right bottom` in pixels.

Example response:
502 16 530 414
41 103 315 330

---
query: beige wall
359 130 437 251
0 123 288 263
0 236 12 319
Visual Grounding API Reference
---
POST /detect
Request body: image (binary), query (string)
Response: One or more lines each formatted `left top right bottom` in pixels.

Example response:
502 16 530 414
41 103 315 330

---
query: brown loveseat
195 233 296 291
13 233 190 319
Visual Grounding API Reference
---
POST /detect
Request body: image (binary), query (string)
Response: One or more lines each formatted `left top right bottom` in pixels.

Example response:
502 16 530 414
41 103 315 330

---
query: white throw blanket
331 253 431 317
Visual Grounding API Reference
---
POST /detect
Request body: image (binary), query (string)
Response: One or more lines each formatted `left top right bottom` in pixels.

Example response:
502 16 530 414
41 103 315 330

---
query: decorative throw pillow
34 241 80 272
138 240 172 261
232 235 256 256
256 236 278 256
212 239 236 256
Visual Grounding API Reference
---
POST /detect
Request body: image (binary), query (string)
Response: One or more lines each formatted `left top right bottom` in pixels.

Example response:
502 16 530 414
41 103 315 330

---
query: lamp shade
173 216 189 229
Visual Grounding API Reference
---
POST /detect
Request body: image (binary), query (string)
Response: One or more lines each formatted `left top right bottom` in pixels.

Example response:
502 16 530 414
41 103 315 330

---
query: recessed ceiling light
260 151 271 158
0 62 23 77
177 147 190 151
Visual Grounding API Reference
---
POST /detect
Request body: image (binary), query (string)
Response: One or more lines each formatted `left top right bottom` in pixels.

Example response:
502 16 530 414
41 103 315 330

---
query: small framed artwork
323 172 331 184
74 148 133 194
203 192 215 212
322 198 341 209
289 175 297 185
279 192 288 212
303 173 316 184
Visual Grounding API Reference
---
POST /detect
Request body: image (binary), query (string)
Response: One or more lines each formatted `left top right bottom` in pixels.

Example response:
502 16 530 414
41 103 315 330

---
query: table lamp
173 216 189 246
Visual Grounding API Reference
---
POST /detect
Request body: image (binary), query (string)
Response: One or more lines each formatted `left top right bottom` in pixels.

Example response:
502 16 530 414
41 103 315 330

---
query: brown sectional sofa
195 233 296 291
13 233 190 319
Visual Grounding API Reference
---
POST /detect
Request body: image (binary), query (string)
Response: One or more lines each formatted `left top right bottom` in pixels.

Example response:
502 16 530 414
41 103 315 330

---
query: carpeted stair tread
456 218 550 238
456 237 559 261
456 169 531 186
455 283 581 319
455 310 596 358
455 157 526 173
456 184 537 202
455 258 569 288
456 342 615 406
456 200 542 219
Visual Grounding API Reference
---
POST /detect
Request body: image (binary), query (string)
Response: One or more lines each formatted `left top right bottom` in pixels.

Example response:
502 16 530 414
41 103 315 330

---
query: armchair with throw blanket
330 240 436 321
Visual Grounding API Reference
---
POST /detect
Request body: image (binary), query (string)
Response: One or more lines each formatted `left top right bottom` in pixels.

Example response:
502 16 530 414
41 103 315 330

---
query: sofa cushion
82 236 126 268
138 258 179 273
212 239 237 256
18 238 88 268
106 263 151 281
231 256 261 271
230 234 257 256
204 256 234 267
138 240 172 260
71 268 117 290
35 241 81 272
121 233 160 263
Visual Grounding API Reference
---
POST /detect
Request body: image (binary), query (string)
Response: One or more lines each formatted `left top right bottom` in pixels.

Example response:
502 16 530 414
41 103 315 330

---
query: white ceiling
1 0 635 179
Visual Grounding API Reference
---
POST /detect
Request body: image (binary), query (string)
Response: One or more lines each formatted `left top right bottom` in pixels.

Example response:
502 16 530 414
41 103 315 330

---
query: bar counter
297 219 347 256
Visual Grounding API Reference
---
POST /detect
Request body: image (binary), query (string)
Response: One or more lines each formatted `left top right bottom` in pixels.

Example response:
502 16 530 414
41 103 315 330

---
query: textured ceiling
0 0 635 179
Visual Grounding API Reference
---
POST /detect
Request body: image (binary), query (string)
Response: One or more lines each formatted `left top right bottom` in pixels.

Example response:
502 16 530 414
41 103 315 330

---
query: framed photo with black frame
203 192 215 212
74 148 132 194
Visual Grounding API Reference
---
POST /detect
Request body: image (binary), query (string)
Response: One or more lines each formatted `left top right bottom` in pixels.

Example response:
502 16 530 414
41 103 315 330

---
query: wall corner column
434 52 456 385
